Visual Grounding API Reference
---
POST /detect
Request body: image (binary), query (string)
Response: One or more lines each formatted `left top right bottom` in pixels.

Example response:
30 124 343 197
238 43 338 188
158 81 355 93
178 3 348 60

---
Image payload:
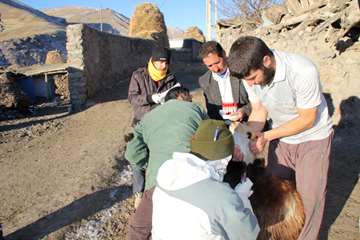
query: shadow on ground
5 185 132 240
320 95 360 239
0 112 69 133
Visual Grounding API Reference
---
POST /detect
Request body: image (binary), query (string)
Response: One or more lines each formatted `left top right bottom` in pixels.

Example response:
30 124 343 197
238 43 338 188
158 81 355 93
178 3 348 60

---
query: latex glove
232 145 244 162
151 93 163 104
234 177 253 198
233 131 255 164
227 108 245 122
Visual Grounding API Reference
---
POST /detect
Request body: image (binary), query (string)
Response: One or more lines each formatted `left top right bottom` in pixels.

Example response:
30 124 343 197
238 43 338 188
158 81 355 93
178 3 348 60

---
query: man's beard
261 66 275 86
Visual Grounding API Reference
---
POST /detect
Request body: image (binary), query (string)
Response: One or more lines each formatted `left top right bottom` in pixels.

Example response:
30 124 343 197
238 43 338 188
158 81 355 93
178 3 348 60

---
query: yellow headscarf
148 58 168 81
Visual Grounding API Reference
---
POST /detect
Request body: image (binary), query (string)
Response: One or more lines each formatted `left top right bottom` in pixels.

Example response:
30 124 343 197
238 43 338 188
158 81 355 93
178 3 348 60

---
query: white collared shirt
212 68 235 104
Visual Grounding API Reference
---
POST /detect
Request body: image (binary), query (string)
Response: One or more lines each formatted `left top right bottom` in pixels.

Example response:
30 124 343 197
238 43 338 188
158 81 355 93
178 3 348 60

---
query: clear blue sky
20 0 207 33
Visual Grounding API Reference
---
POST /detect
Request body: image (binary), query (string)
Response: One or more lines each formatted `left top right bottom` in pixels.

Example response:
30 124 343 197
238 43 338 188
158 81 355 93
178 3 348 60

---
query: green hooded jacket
125 100 208 190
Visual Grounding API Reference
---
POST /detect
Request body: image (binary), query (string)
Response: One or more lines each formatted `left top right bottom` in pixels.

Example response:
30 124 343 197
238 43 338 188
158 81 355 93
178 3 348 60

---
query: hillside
0 2 130 68
0 0 67 68
44 6 129 36
167 27 185 39
0 0 66 41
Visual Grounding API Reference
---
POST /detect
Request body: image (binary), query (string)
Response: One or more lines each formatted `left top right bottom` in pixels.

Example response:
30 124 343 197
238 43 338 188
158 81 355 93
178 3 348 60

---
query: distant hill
0 0 67 67
167 27 185 39
0 0 66 41
44 6 129 35
0 2 128 68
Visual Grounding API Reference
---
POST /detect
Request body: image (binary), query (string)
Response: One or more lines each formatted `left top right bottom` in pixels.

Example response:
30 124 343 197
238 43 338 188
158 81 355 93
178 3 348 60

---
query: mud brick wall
171 49 192 62
217 28 359 124
66 24 154 111
217 28 243 53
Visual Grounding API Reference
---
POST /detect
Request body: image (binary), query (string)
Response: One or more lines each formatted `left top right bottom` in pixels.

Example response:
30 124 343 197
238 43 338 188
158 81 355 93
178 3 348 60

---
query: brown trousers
267 132 333 240
127 188 154 240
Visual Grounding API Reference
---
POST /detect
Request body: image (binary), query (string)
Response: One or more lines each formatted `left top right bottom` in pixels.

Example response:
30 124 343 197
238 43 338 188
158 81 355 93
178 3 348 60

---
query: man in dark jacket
128 46 179 126
198 41 251 121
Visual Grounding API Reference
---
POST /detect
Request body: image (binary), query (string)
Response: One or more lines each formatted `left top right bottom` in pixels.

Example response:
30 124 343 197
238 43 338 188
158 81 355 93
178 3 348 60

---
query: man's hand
233 145 244 161
228 108 245 122
249 132 267 154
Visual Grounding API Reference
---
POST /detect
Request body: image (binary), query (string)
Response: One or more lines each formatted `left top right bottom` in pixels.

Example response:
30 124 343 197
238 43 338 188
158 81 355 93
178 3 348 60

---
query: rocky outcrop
217 17 258 41
285 0 326 14
263 5 288 24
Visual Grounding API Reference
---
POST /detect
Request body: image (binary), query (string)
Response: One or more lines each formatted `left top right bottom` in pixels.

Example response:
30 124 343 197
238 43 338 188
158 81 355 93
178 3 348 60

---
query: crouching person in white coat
152 119 260 240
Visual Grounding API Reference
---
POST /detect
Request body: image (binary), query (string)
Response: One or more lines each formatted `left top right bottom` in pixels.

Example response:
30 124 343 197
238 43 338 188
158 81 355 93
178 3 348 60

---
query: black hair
199 41 225 59
228 36 273 79
164 86 190 102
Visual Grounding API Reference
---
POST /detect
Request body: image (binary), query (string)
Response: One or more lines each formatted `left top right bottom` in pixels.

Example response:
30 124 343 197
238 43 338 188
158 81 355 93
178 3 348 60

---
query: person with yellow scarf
127 46 179 203
128 46 178 126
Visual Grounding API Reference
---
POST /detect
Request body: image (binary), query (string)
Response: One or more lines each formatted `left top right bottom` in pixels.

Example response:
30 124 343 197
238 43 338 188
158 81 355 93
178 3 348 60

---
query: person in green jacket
125 86 208 240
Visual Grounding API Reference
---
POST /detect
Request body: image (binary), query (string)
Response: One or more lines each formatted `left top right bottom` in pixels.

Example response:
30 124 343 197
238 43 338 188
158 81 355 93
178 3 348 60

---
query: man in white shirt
228 36 333 240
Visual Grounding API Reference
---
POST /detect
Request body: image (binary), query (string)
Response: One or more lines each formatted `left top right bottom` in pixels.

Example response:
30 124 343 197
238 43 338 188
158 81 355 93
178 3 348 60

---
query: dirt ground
0 63 359 240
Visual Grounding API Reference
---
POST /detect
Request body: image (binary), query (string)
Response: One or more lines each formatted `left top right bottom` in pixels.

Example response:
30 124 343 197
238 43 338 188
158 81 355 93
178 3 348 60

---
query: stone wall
171 49 192 62
171 39 202 63
219 30 359 125
66 24 154 111
217 1 360 124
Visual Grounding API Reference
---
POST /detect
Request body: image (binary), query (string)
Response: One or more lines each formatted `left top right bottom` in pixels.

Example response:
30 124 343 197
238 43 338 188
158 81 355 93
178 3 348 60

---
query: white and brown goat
224 123 305 240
